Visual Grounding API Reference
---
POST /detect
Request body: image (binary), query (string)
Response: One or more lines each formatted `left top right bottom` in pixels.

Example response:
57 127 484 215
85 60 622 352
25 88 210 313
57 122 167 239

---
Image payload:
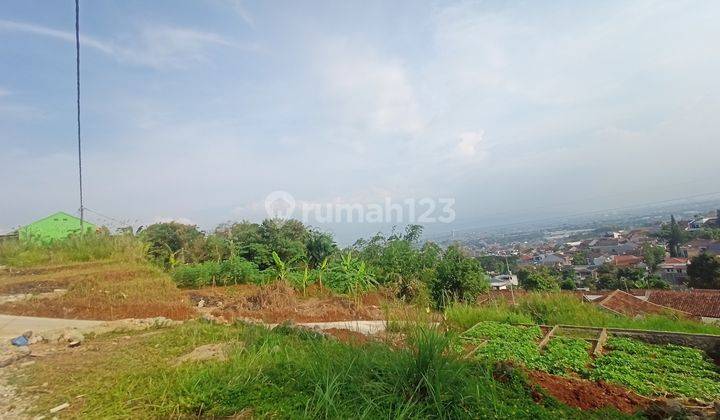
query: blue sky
2 0 720 240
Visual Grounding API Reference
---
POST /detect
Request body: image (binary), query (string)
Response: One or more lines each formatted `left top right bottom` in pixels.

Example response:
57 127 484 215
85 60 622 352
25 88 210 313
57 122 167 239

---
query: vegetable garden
458 321 720 400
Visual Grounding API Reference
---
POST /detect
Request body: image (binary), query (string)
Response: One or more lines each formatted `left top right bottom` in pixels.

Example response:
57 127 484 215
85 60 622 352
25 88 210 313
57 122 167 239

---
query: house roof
612 255 643 267
597 290 694 319
646 290 720 318
23 211 96 228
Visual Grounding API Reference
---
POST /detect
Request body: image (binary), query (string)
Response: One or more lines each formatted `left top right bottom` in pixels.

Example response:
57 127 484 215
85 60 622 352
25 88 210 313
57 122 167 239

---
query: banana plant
300 265 310 296
272 251 289 281
317 257 329 289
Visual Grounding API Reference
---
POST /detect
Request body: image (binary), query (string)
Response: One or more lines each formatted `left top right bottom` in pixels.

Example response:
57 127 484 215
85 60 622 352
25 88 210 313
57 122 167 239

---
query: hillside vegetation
445 293 720 335
16 321 631 419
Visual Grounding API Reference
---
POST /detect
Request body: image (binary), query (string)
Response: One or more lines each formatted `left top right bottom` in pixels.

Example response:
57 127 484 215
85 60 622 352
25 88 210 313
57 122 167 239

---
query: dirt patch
174 343 235 365
528 370 649 414
323 328 370 344
189 282 385 323
0 280 70 295
0 300 194 321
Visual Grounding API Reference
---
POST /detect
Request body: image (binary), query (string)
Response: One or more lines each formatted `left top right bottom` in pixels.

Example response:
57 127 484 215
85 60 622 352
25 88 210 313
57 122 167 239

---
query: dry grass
0 261 194 320
187 282 389 323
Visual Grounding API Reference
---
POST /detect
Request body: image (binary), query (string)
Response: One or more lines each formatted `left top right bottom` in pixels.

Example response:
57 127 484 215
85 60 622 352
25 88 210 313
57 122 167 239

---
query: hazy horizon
3 0 720 240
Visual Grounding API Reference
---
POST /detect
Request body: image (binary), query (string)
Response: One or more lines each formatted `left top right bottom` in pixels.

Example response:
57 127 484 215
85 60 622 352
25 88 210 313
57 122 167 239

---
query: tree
571 251 588 266
477 255 518 274
140 222 206 267
642 243 666 272
431 245 489 307
687 253 720 289
644 275 670 290
305 229 337 268
215 221 271 268
402 224 423 243
668 215 684 258
519 266 560 291
560 268 577 290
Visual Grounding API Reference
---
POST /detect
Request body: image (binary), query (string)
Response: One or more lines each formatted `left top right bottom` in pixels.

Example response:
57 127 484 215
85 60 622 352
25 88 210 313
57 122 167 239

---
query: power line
75 0 84 234
83 207 134 227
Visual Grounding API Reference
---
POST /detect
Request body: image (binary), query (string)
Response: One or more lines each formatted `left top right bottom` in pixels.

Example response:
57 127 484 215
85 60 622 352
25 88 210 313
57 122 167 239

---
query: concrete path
299 320 387 335
0 313 388 342
0 314 103 341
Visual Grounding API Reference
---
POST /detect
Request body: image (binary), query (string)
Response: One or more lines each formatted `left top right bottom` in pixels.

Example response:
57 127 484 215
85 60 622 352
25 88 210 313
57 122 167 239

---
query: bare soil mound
528 370 649 414
188 282 385 323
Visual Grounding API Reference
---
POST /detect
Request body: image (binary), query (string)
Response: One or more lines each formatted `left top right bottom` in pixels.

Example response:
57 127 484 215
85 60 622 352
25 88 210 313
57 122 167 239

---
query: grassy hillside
0 261 193 320
15 322 632 419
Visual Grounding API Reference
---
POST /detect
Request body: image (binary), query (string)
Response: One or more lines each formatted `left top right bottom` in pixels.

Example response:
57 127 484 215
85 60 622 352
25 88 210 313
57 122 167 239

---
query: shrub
430 245 489 308
220 256 262 284
518 267 560 291
324 252 377 295
171 257 262 288
140 222 206 267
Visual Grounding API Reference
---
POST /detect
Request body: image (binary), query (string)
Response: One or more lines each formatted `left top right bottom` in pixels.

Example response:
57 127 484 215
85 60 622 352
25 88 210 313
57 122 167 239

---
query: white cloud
317 41 423 136
0 86 43 121
227 0 255 27
0 19 253 70
119 25 237 69
455 131 487 159
0 19 115 54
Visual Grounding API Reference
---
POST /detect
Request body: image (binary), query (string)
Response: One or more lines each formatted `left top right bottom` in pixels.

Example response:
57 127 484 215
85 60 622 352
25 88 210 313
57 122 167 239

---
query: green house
19 211 97 242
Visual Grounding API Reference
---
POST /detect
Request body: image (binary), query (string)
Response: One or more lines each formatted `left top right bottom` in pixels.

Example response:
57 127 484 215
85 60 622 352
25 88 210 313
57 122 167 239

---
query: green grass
591 338 720 400
0 234 146 267
18 322 631 419
446 293 720 335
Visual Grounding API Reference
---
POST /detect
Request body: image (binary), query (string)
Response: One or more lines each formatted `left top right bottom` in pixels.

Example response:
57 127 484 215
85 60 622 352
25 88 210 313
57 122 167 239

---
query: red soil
323 328 370 344
528 371 649 414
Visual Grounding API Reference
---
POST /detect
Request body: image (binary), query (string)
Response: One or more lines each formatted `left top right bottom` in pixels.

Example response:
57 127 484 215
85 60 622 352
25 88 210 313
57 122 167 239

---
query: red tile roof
663 257 688 264
612 255 643 267
597 290 693 319
647 290 720 318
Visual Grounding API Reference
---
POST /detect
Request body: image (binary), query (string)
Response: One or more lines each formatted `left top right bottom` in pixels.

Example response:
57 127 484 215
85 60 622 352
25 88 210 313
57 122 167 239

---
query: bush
171 257 262 288
140 222 206 267
518 267 560 291
323 252 377 295
430 245 489 308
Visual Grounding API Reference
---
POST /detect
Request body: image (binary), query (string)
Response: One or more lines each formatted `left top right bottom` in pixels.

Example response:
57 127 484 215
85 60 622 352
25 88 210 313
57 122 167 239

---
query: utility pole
506 255 516 306
75 0 85 234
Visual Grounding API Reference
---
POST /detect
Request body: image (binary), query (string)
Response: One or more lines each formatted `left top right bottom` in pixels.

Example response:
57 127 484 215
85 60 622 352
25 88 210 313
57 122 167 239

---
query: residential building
657 257 689 285
18 211 97 242
490 274 519 290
